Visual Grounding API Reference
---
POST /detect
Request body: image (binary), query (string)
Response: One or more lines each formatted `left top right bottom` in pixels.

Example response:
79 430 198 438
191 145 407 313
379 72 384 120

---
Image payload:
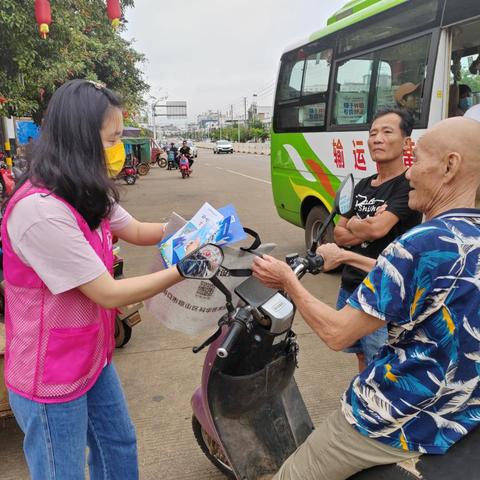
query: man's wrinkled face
368 113 407 164
405 133 444 215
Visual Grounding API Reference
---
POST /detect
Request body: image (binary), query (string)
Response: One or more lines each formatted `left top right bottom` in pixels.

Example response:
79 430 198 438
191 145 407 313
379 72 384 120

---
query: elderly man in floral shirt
253 117 480 480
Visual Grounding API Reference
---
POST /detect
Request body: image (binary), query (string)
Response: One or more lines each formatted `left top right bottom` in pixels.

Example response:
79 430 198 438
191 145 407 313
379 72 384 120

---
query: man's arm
252 255 384 351
346 211 399 241
316 243 376 273
334 216 365 247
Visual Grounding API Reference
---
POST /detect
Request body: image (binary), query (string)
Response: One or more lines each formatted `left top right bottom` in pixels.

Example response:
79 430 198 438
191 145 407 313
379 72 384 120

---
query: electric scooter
177 175 480 480
179 154 191 179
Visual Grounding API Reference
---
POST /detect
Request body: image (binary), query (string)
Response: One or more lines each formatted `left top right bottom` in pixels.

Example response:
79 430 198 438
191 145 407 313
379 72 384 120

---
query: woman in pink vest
3 80 183 479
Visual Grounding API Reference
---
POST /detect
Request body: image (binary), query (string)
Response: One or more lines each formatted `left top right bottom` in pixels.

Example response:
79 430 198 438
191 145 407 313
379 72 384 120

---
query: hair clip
87 80 106 90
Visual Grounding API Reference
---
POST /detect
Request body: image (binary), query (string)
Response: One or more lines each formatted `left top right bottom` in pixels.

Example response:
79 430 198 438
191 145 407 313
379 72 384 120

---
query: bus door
443 1 480 119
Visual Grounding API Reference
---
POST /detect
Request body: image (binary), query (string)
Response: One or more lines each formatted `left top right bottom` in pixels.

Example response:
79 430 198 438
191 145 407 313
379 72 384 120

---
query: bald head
421 117 480 182
407 117 480 218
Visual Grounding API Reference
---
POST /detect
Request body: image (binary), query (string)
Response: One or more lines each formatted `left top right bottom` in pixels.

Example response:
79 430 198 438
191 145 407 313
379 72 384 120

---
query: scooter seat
349 424 480 479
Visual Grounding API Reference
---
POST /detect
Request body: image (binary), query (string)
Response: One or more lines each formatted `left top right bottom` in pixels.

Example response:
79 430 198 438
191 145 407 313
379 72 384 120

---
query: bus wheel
304 205 334 250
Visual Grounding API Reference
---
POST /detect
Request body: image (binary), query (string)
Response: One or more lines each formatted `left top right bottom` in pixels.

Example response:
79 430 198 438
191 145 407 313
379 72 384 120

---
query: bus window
276 105 300 130
448 18 480 117
299 103 326 128
333 56 373 125
332 35 431 128
443 0 479 27
338 0 440 55
277 56 304 101
303 49 332 95
275 47 333 131
373 35 431 123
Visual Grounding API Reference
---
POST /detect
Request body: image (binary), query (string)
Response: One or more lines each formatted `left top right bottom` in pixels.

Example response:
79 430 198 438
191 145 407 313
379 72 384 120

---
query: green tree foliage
461 69 480 94
0 0 148 123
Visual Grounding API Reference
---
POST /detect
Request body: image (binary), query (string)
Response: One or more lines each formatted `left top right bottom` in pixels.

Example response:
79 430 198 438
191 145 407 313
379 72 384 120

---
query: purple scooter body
191 327 228 445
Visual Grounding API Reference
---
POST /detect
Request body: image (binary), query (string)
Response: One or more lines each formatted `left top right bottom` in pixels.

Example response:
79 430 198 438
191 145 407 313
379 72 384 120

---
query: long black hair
12 79 122 230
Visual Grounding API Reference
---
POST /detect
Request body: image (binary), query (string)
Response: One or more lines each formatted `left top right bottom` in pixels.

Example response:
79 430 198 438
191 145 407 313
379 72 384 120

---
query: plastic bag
145 214 275 336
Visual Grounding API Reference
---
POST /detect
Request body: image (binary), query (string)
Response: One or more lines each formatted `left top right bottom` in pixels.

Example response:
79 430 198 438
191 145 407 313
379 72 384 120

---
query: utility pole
218 110 222 140
243 97 247 126
151 102 156 141
252 93 258 126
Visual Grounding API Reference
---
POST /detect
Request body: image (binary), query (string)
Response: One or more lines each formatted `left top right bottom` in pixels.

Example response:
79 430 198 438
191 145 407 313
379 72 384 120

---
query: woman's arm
78 267 182 309
114 218 167 246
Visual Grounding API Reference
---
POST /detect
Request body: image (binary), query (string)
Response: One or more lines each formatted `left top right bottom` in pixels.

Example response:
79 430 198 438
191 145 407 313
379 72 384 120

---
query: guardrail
196 142 271 155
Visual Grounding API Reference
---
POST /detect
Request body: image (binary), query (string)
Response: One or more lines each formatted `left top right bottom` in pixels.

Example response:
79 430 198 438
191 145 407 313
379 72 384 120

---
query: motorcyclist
168 142 178 169
253 117 480 479
179 140 194 169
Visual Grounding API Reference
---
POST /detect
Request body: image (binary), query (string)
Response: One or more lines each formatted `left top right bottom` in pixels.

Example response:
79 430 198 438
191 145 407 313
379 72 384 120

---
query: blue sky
123 0 346 121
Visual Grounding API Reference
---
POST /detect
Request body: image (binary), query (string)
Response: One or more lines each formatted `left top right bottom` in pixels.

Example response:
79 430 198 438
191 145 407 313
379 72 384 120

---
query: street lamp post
151 102 157 141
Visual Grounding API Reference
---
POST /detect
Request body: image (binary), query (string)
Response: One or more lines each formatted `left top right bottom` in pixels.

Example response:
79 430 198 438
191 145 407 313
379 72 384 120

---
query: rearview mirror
309 173 355 254
335 174 354 216
177 244 224 280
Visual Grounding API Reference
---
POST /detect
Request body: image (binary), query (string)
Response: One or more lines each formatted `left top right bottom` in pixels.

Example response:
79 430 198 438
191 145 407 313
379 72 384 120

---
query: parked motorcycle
112 239 142 348
117 154 138 185
0 161 15 197
177 175 480 480
151 144 168 168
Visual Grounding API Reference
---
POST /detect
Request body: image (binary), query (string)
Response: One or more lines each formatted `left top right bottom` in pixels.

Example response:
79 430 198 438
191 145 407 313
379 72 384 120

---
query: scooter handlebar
216 321 246 358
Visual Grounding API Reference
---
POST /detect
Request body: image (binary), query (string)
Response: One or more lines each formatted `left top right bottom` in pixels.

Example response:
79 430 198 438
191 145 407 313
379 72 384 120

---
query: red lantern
106 0 122 29
34 0 52 39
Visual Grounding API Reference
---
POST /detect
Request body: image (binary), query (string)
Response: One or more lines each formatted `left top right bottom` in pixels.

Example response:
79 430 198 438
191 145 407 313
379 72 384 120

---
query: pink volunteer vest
2 182 115 403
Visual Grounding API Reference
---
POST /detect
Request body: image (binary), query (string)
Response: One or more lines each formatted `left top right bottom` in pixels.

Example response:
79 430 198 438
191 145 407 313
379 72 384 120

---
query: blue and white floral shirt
343 209 480 454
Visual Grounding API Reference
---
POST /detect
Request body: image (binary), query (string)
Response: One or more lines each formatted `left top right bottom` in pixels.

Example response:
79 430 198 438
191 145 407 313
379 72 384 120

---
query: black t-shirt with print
179 146 191 157
341 171 422 293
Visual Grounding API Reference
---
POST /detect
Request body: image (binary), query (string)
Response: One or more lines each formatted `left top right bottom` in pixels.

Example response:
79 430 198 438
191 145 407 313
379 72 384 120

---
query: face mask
459 97 473 112
104 142 126 177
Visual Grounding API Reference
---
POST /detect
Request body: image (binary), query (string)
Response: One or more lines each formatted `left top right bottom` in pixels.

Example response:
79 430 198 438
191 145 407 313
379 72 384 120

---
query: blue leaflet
217 204 247 245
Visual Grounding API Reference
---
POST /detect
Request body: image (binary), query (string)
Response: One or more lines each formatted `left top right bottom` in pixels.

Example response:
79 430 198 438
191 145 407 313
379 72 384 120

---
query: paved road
0 149 356 479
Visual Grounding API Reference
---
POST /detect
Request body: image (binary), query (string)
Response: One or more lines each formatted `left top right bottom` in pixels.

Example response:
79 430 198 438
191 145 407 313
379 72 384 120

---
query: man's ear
444 152 461 182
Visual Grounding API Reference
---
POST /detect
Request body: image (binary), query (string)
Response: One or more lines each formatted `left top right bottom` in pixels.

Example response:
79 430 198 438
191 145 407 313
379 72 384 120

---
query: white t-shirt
7 194 133 295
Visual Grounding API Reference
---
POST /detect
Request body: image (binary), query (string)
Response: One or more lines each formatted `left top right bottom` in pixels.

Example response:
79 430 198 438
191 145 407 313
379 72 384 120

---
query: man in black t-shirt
179 140 193 168
334 108 422 372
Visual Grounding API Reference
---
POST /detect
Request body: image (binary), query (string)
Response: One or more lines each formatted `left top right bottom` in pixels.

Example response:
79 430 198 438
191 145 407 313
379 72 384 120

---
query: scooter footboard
209 371 314 479
213 353 296 418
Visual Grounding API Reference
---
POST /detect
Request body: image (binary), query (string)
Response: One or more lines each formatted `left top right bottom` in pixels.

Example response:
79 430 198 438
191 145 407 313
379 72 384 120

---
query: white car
214 140 234 154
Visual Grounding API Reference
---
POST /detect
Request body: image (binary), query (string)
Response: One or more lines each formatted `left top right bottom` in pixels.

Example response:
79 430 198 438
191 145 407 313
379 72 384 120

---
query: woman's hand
252 255 295 290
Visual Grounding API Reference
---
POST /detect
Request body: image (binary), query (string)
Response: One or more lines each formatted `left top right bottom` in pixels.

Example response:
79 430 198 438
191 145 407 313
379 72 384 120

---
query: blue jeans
336 287 387 365
9 363 138 480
